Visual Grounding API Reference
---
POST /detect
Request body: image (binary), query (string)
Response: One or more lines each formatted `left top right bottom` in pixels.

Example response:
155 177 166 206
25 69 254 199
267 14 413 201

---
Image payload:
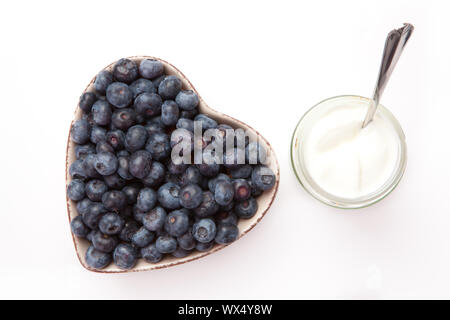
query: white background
0 0 448 299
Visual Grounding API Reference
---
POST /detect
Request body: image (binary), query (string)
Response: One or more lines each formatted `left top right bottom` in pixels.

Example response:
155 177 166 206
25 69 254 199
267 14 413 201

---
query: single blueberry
79 92 97 113
76 198 93 217
180 166 202 187
192 218 217 243
71 216 90 237
69 159 87 180
94 152 118 176
179 184 203 209
92 231 118 253
85 245 112 269
131 227 155 248
193 191 219 218
85 179 108 201
67 179 85 201
175 90 199 111
106 130 125 150
129 150 152 179
102 190 127 212
145 119 165 135
172 247 192 258
90 125 107 144
106 82 133 108
125 125 147 152
141 243 163 263
103 173 126 190
99 212 125 235
71 119 91 144
142 206 167 231
195 241 214 252
158 75 182 100
232 179 251 201
234 197 258 219
177 230 196 250
161 100 180 126
194 114 218 131
157 182 181 210
113 243 138 270
164 210 190 237
75 143 96 160
112 108 136 130
92 100 112 126
139 59 164 79
129 78 156 98
94 70 113 95
113 58 139 84
251 165 275 191
155 235 177 253
136 187 157 212
215 223 239 245
176 118 194 133
145 132 171 160
214 180 234 206
122 184 140 205
134 92 162 118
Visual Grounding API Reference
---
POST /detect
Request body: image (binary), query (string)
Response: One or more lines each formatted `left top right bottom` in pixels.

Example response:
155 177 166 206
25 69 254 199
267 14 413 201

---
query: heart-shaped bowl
66 56 280 273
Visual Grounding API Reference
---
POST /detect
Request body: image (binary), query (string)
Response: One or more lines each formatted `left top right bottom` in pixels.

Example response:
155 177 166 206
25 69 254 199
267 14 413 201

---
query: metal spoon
362 23 414 128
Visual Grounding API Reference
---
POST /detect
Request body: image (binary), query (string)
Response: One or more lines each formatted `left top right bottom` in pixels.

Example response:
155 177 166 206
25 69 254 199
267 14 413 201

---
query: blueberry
223 147 245 169
251 165 275 191
113 58 139 84
106 130 125 150
141 161 166 187
76 198 93 217
234 197 258 218
164 210 190 237
125 125 147 152
208 173 231 193
248 179 263 197
230 165 252 179
82 154 101 178
119 220 140 242
142 206 167 231
71 119 91 144
86 230 95 242
232 179 251 201
120 205 134 219
96 140 114 153
179 184 203 209
193 191 219 218
69 160 87 180
195 241 214 252
85 179 108 201
71 216 90 237
106 82 133 108
116 150 130 157
131 226 155 247
161 100 180 126
99 212 125 235
177 231 196 250
122 184 140 205
136 187 157 212
166 159 188 175
134 92 162 118
214 180 234 206
75 143 96 160
79 92 97 113
157 182 181 210
158 75 182 100
94 70 113 95
82 202 106 229
67 179 85 201
92 231 118 253
85 245 111 269
246 142 267 164
129 78 156 98
141 243 163 263
193 218 216 243
139 59 164 79
215 223 239 244
176 118 194 132
94 152 118 176
175 90 199 111
145 119 165 135
92 100 112 126
194 114 218 131
112 108 136 131
133 206 147 224
155 235 177 253
117 156 134 180
113 243 138 270
90 125 107 144
196 150 220 177
220 201 234 212
102 190 127 212
172 248 192 258
103 173 126 189
152 74 166 88
180 108 198 119
215 211 238 225
145 132 171 160
180 166 202 186
129 150 152 179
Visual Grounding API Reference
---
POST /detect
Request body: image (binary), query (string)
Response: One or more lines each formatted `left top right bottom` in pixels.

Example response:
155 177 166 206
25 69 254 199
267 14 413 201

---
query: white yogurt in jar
299 97 401 200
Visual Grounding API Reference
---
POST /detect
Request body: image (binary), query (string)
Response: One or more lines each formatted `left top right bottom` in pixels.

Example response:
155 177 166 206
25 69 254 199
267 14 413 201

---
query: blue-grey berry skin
232 179 251 201
161 100 180 126
157 182 181 210
193 219 217 243
103 173 126 190
119 220 140 242
180 166 202 187
85 245 111 269
94 152 118 176
117 150 130 157
112 108 136 130
117 156 134 181
230 164 253 179
175 90 199 111
246 142 267 164
145 132 171 161
85 179 108 201
129 78 156 98
102 190 127 212
113 243 138 270
70 160 87 180
122 185 140 205
90 125 107 144
99 212 125 235
234 197 258 219
139 59 164 79
248 178 263 197
172 247 192 258
158 75 182 100
215 211 238 226
92 100 112 126
113 58 139 84
141 161 166 188
106 82 133 108
196 241 214 252
79 92 97 113
251 165 275 191
106 130 125 150
67 179 85 201
177 231 196 250
133 206 146 224
76 198 92 217
194 114 218 131
214 180 234 206
75 143 96 160
179 184 203 209
71 216 90 237
82 202 106 229
142 206 167 231
141 243 163 263
164 210 190 237
145 119 165 135
71 119 91 144
129 150 152 179
208 173 231 193
125 125 147 152
176 118 194 133
152 74 166 88
136 187 157 212
180 108 198 120
131 227 155 248
193 191 219 218
92 231 118 253
96 140 114 154
82 154 101 178
215 223 239 245
155 235 177 253
134 92 162 118
94 70 113 95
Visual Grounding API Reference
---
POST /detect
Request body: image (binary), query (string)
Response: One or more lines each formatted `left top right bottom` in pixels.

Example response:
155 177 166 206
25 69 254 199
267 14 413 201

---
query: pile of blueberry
68 58 276 270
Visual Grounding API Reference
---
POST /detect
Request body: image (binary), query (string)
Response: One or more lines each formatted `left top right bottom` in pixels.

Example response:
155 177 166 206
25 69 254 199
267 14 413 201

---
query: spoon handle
362 23 414 128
